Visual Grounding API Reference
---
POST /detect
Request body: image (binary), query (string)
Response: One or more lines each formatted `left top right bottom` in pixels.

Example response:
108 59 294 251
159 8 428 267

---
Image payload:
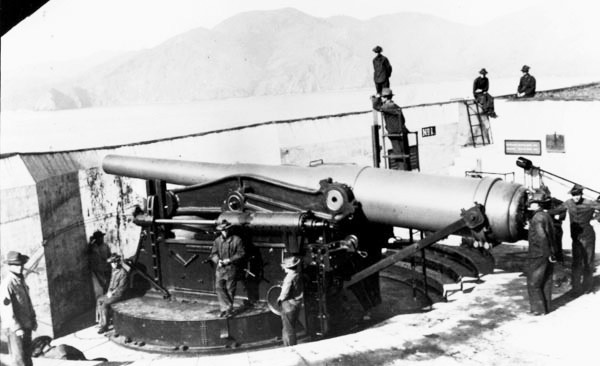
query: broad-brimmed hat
527 188 551 205
92 230 105 239
521 65 530 72
381 88 394 98
479 68 488 75
4 251 29 265
281 256 301 269
372 45 383 53
215 220 233 231
107 254 122 264
569 184 584 196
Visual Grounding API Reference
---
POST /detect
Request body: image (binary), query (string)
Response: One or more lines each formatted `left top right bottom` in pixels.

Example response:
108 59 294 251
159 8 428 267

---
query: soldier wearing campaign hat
277 256 304 346
473 67 497 118
549 184 600 294
372 45 392 95
517 64 536 97
96 254 129 334
209 220 245 317
1 251 37 366
526 188 556 315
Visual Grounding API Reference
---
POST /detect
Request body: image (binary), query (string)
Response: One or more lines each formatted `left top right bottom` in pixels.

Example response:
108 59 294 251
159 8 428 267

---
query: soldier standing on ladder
371 88 410 170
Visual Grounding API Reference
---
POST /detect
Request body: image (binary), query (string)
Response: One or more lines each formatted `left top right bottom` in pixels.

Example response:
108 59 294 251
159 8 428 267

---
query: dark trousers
474 92 495 115
527 258 553 314
375 80 390 95
97 295 121 328
7 329 33 366
281 300 301 346
243 277 260 304
388 137 411 170
215 271 237 312
571 237 596 293
554 226 564 262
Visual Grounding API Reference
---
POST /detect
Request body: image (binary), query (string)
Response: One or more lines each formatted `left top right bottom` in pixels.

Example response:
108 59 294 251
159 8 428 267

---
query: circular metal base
111 296 282 352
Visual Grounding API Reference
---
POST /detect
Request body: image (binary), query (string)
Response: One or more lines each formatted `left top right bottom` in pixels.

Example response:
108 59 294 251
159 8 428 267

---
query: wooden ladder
464 100 491 147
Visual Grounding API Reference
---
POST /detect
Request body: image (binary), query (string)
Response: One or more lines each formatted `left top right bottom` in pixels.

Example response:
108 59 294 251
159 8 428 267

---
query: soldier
0 251 37 366
210 220 245 317
517 65 536 98
96 254 129 334
371 88 411 170
473 68 497 118
372 45 392 96
526 189 556 315
88 230 112 294
277 256 304 346
550 184 600 294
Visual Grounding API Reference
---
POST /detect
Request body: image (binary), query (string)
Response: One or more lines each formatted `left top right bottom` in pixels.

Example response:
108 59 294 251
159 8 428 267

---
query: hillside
2 5 600 111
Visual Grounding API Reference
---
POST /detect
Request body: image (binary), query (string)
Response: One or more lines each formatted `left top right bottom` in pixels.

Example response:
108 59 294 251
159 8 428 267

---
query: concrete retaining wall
1 98 598 337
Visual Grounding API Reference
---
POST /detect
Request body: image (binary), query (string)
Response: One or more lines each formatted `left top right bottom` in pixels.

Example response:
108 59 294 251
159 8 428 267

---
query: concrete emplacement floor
3 243 600 366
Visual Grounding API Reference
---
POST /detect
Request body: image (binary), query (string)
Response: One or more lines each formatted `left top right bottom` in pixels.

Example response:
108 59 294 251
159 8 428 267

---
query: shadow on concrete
319 247 600 366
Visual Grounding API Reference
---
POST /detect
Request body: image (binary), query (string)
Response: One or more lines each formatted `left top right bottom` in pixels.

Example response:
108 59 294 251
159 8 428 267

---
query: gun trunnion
102 154 528 350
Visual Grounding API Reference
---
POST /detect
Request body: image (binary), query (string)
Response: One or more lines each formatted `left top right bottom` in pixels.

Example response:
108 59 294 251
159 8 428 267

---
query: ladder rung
383 154 411 158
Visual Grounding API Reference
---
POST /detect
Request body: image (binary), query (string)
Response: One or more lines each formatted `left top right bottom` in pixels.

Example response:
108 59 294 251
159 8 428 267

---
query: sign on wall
504 139 542 155
422 126 436 137
546 133 565 153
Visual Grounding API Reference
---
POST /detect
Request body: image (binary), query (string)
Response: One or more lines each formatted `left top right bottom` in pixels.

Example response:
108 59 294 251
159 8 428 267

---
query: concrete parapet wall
1 97 598 337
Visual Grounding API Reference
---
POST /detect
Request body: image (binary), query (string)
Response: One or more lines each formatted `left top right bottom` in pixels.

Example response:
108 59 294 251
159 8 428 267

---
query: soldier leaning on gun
210 220 245 317
549 184 600 294
1 251 37 366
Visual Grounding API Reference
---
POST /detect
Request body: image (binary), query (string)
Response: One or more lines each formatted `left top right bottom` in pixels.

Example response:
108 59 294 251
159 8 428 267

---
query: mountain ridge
2 6 599 111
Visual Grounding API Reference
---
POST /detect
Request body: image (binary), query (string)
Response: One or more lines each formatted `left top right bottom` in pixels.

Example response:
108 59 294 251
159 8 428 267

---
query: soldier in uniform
526 189 556 315
96 254 129 334
473 68 497 118
277 256 304 346
371 88 411 170
372 45 392 95
549 184 600 294
210 220 245 317
88 230 112 294
517 65 536 98
0 251 37 366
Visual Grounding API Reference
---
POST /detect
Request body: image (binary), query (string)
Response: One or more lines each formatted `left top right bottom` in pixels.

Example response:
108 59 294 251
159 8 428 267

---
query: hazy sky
1 0 559 71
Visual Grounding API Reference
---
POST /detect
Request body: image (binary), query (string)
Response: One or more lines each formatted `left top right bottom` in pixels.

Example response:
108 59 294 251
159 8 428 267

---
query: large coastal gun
102 154 528 350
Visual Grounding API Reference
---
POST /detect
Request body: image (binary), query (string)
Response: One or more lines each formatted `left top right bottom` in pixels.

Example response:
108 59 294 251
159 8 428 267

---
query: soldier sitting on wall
96 254 129 334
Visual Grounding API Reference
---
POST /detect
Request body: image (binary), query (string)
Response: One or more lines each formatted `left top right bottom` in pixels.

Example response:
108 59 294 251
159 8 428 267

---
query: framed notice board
504 140 542 155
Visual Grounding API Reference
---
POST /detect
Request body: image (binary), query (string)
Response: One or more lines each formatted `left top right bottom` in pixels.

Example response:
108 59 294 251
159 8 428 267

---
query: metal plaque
422 126 436 137
504 140 541 155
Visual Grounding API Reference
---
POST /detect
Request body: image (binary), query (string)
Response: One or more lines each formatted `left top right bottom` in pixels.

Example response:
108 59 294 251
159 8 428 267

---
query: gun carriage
102 154 528 351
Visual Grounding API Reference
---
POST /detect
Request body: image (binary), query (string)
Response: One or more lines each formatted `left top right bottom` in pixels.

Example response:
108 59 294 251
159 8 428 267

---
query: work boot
97 326 109 334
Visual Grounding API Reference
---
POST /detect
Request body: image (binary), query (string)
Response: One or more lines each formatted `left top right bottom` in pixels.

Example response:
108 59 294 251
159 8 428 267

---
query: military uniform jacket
372 98 407 134
107 267 128 299
527 210 555 259
0 271 37 331
210 235 245 276
518 74 536 96
473 76 489 96
550 198 600 239
279 271 303 304
373 54 392 83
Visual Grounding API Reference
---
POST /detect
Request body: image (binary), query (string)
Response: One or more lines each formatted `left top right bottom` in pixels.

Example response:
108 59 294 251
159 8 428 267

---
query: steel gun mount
102 154 528 351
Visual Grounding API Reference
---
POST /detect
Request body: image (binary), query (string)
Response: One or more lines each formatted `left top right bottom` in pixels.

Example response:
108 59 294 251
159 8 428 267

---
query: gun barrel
103 154 527 242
